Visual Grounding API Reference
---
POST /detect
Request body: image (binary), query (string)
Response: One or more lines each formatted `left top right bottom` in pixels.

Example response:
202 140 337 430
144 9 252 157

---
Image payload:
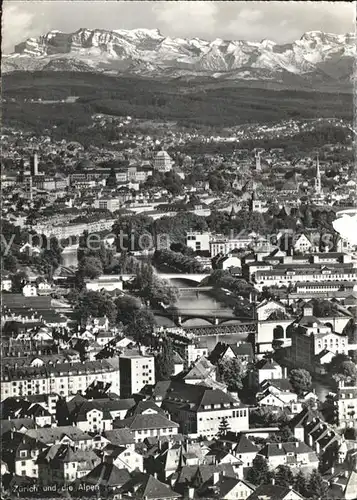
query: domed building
75 159 94 172
153 150 173 172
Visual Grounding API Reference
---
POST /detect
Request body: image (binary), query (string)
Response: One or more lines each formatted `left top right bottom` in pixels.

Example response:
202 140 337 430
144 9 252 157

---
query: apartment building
258 441 319 470
155 381 249 439
252 252 356 290
119 351 155 398
154 150 173 172
1 360 120 400
93 197 121 213
210 235 255 258
335 382 357 429
85 275 124 292
185 232 211 253
12 426 93 479
290 310 348 373
33 219 116 239
37 444 101 485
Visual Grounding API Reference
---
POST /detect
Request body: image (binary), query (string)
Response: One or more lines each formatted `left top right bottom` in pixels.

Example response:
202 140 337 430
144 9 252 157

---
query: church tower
314 154 322 195
255 151 261 172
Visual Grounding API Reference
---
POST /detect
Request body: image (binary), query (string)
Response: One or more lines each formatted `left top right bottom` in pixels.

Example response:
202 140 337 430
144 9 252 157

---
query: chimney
188 488 195 499
315 442 320 454
213 472 220 484
331 467 335 475
271 478 275 485
278 443 282 449
295 441 299 448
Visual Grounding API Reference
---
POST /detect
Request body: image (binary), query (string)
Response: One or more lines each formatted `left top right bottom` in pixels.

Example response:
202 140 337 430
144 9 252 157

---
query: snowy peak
4 28 355 86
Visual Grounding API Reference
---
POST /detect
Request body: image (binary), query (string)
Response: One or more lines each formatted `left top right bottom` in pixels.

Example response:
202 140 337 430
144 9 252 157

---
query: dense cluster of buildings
1 116 357 499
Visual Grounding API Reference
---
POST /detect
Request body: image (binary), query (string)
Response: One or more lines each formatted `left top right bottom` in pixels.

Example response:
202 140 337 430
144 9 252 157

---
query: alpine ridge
3 28 355 87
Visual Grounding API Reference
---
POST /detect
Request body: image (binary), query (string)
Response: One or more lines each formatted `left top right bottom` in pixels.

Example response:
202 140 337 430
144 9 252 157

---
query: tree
294 470 308 497
2 254 18 273
307 470 329 500
106 167 117 188
275 465 294 487
66 289 80 306
10 271 28 293
148 276 180 307
115 294 142 325
155 337 175 381
55 397 71 426
312 299 338 318
250 407 289 428
269 425 296 443
217 358 245 392
217 416 231 438
170 242 195 256
289 369 312 396
78 256 103 280
125 309 156 345
327 354 357 383
75 290 117 324
246 455 271 485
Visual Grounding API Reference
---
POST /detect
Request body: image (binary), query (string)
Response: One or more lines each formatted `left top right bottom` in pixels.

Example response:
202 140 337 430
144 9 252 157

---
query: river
154 277 239 328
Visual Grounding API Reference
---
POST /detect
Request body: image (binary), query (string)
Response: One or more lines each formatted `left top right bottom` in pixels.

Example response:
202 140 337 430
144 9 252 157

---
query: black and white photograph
1 1 357 499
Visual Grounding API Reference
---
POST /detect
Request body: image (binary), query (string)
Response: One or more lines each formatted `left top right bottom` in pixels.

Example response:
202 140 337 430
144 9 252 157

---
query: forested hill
2 72 353 140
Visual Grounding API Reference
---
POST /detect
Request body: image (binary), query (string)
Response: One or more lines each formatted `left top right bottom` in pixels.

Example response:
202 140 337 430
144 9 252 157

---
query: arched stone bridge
153 308 252 327
120 273 210 285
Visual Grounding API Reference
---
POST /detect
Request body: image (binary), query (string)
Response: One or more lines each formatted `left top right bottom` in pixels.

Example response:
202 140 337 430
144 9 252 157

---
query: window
20 451 27 458
21 461 26 466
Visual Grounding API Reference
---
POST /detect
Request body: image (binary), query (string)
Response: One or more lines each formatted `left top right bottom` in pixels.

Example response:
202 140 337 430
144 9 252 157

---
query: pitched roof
114 413 179 431
81 462 131 487
136 474 179 499
162 381 241 412
127 400 166 417
198 476 255 499
103 428 136 446
230 433 259 454
257 359 280 371
25 426 91 444
183 357 216 381
259 441 315 458
72 398 136 422
247 484 304 500
196 464 236 485
0 418 35 435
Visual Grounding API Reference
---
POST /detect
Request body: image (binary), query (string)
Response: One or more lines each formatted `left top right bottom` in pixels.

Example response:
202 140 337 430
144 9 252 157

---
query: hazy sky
2 1 355 53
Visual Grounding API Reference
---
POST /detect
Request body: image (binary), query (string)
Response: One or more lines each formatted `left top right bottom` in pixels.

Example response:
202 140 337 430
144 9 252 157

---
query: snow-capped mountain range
3 28 355 86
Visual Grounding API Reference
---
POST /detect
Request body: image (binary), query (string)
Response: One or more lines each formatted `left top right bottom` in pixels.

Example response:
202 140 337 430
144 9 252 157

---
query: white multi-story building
1 360 120 401
335 382 357 429
210 235 255 258
94 197 121 213
255 266 357 291
154 151 173 172
34 219 116 239
158 382 249 439
290 308 349 373
85 275 123 292
119 351 155 397
185 232 211 253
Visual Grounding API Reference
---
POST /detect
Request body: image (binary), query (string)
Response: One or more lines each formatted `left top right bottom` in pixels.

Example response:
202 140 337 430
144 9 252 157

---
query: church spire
314 153 321 195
